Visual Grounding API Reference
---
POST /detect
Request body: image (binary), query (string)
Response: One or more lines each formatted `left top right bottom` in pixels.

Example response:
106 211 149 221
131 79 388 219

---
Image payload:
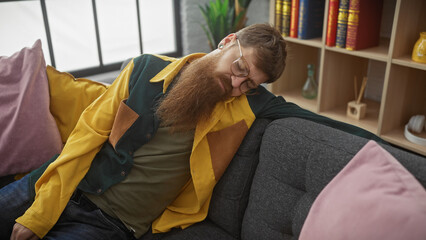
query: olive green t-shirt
85 127 193 238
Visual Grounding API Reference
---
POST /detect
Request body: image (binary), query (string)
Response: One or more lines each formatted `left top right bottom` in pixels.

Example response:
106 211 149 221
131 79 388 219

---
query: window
0 0 182 77
0 1 51 64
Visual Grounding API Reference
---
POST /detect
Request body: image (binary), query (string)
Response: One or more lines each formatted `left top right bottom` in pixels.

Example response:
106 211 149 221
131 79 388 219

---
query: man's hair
236 23 287 83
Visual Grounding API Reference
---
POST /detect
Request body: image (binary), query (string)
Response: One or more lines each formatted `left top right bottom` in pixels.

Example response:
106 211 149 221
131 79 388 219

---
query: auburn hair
236 23 287 83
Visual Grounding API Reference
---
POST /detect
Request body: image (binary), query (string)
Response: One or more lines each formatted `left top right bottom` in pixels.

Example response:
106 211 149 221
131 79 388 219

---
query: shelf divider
392 56 426 71
319 99 381 135
275 90 318 113
382 128 426 156
283 37 323 48
324 38 390 62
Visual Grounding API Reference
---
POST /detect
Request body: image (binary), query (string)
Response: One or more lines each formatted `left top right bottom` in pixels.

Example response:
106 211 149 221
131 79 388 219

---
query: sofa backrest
241 117 426 240
208 118 272 239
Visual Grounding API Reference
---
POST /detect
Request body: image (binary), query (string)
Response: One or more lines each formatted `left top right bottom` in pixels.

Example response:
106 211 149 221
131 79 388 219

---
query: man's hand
10 223 39 240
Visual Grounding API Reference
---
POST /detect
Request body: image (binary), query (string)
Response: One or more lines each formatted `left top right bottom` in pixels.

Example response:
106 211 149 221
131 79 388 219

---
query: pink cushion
299 140 426 240
0 40 62 176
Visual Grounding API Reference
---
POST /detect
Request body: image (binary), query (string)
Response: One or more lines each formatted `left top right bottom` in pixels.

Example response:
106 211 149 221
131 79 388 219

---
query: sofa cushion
140 220 236 240
208 118 271 238
46 65 108 143
299 140 426 240
0 40 62 177
241 117 426 240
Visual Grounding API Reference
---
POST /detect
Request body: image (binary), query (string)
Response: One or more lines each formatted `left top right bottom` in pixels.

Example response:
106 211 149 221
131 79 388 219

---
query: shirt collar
150 53 207 93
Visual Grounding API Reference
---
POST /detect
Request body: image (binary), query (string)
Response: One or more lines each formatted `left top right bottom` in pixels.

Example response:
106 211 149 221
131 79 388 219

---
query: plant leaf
198 0 251 50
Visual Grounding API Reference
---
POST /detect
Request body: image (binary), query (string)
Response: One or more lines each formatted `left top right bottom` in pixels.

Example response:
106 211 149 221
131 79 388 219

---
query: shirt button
146 133 152 139
97 188 102 193
121 171 126 176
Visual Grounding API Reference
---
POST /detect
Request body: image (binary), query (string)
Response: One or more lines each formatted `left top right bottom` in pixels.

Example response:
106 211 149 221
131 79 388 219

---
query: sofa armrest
242 117 426 240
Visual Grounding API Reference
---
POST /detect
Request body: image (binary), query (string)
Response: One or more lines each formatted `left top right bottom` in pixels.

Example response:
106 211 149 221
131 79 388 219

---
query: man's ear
217 33 237 49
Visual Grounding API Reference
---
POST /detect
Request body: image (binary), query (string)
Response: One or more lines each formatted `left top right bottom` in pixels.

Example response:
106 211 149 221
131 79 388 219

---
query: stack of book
330 0 383 50
274 0 384 50
275 0 325 39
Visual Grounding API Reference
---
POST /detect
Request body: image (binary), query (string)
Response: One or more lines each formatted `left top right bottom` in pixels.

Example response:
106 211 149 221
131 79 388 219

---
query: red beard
156 54 232 132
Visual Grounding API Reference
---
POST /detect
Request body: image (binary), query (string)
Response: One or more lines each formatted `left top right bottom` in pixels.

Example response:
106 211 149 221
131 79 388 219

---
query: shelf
391 0 426 61
325 38 390 62
392 56 426 71
319 99 381 135
382 128 426 156
283 36 323 49
270 0 426 156
275 89 318 113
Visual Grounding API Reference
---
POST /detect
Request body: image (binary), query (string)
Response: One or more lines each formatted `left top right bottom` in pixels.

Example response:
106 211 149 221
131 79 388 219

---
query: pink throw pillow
0 40 62 176
299 140 426 240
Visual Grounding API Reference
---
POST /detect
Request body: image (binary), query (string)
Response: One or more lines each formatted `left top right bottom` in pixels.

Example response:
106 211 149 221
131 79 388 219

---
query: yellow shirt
85 126 194 238
17 53 256 237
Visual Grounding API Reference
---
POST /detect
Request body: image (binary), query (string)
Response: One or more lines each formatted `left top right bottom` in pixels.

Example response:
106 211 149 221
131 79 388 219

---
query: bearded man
1 24 381 240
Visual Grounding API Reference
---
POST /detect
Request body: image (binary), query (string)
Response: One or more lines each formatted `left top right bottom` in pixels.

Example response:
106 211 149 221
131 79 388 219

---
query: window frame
2 0 182 77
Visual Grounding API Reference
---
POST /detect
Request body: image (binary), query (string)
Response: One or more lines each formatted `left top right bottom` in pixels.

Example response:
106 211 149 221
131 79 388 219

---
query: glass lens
231 58 249 77
240 81 250 93
240 80 257 93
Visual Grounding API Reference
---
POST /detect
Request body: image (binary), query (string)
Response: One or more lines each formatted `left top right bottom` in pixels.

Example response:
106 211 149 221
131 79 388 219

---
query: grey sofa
140 117 426 240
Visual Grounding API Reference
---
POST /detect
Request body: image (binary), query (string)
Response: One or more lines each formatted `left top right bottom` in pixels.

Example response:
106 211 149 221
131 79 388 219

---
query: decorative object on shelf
302 64 317 99
199 0 252 51
404 115 426 146
412 32 426 64
347 76 367 120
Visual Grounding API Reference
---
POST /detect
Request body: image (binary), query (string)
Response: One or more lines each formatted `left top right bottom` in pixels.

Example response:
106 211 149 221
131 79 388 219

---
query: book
275 0 284 33
346 0 383 50
289 0 300 37
335 0 350 48
298 0 325 40
326 0 340 46
282 0 292 36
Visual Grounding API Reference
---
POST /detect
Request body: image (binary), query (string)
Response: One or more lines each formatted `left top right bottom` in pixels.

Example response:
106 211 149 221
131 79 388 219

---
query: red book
326 0 340 46
345 0 383 50
289 0 299 38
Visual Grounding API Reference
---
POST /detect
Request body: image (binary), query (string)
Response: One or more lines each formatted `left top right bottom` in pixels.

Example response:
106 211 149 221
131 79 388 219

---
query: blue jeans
0 175 135 240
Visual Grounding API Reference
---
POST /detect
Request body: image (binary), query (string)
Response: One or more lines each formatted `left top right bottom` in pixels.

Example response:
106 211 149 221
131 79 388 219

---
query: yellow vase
412 32 426 64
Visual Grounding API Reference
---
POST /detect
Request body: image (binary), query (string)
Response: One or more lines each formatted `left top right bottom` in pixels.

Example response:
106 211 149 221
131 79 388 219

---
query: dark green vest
29 55 173 197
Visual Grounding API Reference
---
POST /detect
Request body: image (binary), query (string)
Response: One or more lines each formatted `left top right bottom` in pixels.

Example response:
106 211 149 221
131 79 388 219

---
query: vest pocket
207 120 248 181
109 99 139 149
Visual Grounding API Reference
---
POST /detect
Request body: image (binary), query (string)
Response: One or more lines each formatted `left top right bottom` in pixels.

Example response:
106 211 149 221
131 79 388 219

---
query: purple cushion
0 40 62 176
299 140 426 240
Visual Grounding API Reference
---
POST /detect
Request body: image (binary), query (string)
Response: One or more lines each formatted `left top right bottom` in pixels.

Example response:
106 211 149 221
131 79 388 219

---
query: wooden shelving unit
269 0 426 156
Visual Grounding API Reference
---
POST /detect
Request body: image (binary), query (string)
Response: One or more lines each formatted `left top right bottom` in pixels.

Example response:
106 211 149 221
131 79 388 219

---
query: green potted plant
199 0 252 51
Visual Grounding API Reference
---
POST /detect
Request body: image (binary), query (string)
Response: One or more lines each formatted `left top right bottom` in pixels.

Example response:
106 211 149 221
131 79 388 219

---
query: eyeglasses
231 38 258 94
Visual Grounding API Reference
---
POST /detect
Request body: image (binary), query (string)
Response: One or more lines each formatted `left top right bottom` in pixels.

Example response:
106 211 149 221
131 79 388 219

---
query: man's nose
231 75 247 88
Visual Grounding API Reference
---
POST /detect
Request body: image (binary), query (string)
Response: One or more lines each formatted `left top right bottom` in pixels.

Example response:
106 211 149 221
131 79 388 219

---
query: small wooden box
347 101 367 120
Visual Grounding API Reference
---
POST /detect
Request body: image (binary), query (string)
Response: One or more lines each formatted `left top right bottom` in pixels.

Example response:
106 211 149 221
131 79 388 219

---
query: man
1 24 381 240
